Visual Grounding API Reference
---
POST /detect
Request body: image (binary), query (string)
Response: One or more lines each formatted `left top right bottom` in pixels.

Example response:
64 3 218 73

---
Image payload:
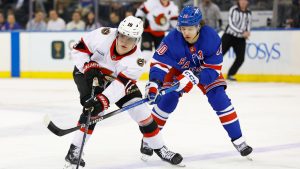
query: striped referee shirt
225 5 252 38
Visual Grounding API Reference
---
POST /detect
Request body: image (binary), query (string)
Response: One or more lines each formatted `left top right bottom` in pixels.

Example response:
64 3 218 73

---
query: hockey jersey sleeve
135 1 150 18
199 34 223 85
169 2 179 28
150 41 177 85
71 28 102 73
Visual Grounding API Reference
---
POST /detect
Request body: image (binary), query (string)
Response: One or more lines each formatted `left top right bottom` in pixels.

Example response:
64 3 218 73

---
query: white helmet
118 16 144 39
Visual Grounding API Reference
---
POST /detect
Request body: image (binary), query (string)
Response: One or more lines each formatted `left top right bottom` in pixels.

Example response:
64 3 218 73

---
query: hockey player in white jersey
135 0 178 52
63 16 183 169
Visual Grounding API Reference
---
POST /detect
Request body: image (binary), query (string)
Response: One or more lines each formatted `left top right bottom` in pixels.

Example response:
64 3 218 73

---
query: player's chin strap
43 83 179 137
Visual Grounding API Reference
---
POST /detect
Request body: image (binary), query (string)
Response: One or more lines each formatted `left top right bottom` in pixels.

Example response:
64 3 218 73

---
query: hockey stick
44 84 179 137
76 77 99 169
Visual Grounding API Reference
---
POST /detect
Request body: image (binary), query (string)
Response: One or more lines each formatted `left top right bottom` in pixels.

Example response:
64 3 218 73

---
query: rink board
1 30 300 82
0 33 11 78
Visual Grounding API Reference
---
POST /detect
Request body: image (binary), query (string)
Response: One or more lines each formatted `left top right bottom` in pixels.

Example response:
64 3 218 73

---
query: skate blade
63 162 84 169
141 154 151 162
245 155 253 161
175 163 186 167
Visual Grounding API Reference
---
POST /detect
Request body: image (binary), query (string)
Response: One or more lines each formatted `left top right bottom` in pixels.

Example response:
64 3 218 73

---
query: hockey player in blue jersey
141 6 253 159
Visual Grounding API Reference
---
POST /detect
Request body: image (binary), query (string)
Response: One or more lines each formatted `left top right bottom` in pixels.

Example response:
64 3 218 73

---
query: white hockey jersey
71 27 148 104
135 0 178 36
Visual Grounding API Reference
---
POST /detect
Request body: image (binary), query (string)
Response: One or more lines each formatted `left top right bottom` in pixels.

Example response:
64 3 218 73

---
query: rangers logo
101 27 110 35
137 58 145 67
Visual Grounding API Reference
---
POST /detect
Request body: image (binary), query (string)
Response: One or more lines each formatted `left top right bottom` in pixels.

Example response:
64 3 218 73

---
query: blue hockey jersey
150 25 223 86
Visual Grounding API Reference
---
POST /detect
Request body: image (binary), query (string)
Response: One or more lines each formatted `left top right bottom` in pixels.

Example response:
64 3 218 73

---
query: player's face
116 33 137 55
179 26 199 44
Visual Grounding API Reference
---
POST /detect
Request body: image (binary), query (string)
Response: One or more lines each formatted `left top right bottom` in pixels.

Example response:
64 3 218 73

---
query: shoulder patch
137 58 146 67
101 27 110 35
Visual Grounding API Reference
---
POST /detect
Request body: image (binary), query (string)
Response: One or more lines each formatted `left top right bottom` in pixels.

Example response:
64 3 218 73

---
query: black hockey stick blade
43 114 80 136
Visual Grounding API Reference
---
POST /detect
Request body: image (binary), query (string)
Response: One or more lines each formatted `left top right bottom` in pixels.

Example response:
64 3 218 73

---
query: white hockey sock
72 130 91 148
143 132 164 149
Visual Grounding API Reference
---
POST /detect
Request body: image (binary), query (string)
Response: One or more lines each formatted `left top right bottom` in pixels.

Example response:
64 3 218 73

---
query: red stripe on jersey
73 38 93 56
143 128 160 138
150 62 169 69
117 72 136 84
99 67 113 76
205 81 222 90
219 112 238 124
152 114 167 127
144 26 165 37
202 64 222 71
142 6 149 14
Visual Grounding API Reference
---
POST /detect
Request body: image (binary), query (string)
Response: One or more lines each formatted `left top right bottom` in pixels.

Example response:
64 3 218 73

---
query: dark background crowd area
0 0 299 31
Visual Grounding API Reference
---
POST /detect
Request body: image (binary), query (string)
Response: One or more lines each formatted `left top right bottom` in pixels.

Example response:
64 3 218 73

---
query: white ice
0 79 300 169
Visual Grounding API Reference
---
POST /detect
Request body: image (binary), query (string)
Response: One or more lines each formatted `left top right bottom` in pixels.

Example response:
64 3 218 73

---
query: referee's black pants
221 33 246 76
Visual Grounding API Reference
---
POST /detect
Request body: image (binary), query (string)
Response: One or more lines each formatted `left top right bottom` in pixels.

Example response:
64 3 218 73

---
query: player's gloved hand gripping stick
75 77 99 169
43 83 180 137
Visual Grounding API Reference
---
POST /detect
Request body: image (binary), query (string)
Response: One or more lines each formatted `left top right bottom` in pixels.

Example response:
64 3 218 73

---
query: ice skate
154 146 185 167
232 137 253 161
140 139 153 161
63 144 85 169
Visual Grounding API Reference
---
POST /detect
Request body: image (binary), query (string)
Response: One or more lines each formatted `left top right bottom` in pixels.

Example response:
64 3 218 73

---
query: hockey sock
139 116 164 149
152 91 180 129
207 86 242 140
72 130 92 148
217 105 242 140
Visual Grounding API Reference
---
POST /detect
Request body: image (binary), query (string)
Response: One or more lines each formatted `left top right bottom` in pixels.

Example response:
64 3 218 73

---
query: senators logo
137 58 145 67
154 13 167 26
101 27 110 35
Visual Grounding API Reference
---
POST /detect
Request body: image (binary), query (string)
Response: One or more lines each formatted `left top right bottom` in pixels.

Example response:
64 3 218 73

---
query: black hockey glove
83 93 110 115
83 61 104 85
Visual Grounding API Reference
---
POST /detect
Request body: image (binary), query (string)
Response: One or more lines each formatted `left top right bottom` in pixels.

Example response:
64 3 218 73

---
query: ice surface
0 79 299 169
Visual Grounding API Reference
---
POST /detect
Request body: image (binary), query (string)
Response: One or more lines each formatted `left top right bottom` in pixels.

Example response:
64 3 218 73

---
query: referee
222 0 252 81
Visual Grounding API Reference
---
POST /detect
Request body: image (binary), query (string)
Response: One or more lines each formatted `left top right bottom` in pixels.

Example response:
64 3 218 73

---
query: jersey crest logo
216 44 222 56
137 58 146 67
101 27 110 35
154 13 167 26
156 43 168 55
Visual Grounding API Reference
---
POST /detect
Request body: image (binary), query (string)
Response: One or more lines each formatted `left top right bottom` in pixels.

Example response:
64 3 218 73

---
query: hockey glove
145 81 161 105
83 93 110 115
175 70 199 93
83 61 104 85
